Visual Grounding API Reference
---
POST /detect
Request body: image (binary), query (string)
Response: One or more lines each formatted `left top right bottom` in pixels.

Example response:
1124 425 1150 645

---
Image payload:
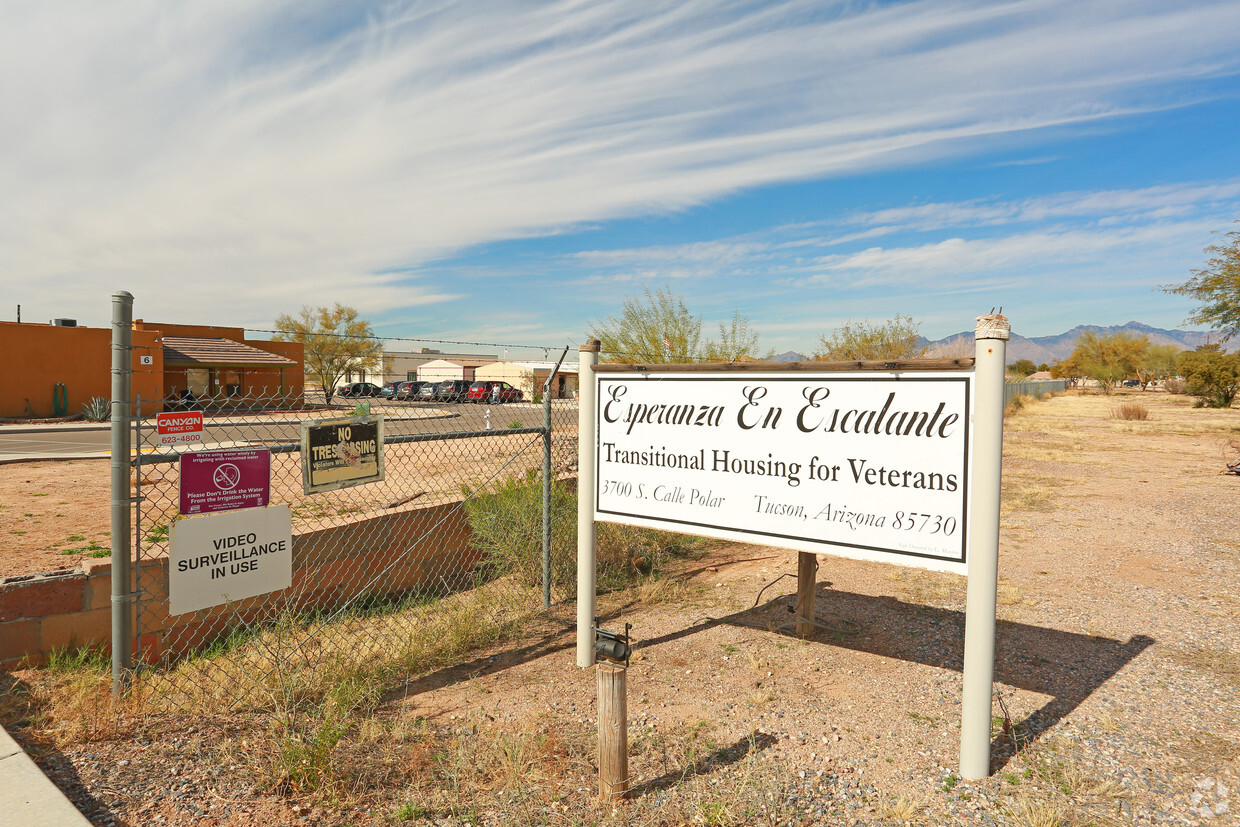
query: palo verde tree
1135 343 1182 389
1163 222 1240 342
1066 331 1148 394
590 285 768 363
812 314 928 361
273 303 382 404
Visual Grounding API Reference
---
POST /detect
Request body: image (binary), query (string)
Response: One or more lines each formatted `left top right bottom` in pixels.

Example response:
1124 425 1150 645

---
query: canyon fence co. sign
594 372 972 574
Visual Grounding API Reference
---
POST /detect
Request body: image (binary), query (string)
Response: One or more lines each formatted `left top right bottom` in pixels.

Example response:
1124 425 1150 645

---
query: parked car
394 381 429 400
465 381 524 404
380 381 427 400
413 382 439 402
1122 379 1140 388
337 382 383 398
433 379 474 403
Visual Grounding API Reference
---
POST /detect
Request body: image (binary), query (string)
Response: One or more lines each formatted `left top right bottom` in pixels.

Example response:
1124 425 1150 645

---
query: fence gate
123 387 578 712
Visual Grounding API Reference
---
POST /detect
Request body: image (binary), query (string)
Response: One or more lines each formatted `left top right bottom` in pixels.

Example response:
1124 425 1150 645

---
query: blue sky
3 1 1239 358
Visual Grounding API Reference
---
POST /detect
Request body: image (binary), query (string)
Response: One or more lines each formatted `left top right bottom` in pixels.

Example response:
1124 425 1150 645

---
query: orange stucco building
1 320 304 419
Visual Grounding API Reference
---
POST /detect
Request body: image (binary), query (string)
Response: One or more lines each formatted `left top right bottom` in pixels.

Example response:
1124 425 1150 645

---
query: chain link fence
1003 378 1068 405
125 381 579 712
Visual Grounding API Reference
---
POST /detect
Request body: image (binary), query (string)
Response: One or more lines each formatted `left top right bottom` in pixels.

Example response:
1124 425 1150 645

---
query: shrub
82 397 110 422
1177 346 1240 408
1111 402 1150 421
462 471 686 591
1163 377 1186 394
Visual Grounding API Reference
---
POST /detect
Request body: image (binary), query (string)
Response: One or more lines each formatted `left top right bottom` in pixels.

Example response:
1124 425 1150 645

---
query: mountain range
770 322 1235 365
929 321 1235 365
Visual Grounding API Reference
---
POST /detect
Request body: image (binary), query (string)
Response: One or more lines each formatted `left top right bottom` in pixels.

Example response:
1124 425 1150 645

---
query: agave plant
82 397 111 422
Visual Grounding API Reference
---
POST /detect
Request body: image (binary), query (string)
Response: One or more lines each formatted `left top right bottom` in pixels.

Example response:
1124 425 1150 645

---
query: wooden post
796 551 816 639
597 662 629 801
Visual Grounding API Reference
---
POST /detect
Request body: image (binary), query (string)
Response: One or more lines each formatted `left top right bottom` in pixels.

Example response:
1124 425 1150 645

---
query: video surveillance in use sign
594 372 973 574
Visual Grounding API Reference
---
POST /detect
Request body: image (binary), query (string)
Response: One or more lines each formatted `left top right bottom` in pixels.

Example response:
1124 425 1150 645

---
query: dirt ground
3 389 1239 825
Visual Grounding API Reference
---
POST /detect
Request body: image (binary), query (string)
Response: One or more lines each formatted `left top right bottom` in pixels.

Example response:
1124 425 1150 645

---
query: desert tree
1067 331 1148 394
590 286 768 364
1135 343 1182 389
812 314 928 361
1009 359 1037 377
1163 222 1240 342
703 311 773 362
273 303 382 404
1177 344 1240 408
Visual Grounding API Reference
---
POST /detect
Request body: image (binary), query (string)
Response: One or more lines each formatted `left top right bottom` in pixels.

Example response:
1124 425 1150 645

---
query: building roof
162 337 296 367
418 357 496 369
481 360 580 374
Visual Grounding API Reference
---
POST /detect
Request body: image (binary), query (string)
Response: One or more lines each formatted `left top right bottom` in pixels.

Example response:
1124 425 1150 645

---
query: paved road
0 402 569 461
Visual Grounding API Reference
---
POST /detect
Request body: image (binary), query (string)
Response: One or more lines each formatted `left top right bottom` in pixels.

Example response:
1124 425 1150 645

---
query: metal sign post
960 312 1009 779
110 290 134 697
576 340 600 667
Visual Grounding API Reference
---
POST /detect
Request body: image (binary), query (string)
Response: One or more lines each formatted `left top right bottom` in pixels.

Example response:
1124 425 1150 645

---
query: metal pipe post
576 339 600 667
110 290 134 696
542 347 569 610
959 312 1010 778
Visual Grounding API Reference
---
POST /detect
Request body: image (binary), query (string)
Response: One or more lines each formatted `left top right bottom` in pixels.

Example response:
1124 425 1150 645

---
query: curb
0 725 92 826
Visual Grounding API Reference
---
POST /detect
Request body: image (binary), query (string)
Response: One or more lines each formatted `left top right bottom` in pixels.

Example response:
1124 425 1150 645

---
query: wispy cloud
2 1 1239 327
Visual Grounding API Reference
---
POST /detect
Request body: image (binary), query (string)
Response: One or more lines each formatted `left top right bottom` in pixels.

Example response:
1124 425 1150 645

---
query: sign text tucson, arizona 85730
594 373 972 574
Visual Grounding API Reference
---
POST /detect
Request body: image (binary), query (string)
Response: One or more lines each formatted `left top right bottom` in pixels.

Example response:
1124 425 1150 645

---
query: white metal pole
576 339 600 667
960 312 1010 779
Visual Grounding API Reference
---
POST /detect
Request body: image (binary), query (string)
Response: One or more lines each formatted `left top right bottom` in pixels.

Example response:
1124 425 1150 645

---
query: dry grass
877 793 927 823
1111 401 1150 421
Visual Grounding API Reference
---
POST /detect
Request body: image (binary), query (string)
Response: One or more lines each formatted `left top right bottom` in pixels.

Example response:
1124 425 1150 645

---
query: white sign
157 411 204 446
168 505 293 615
594 372 973 574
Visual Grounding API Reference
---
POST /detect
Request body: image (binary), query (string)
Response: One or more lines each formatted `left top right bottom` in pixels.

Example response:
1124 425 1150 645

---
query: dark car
434 379 474 403
337 382 382 398
380 380 426 400
465 381 524 404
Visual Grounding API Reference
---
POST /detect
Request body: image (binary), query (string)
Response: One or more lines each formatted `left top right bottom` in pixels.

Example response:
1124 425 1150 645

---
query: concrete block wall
0 500 480 670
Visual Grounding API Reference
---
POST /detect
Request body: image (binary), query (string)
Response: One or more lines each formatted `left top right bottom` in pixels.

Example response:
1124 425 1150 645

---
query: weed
1111 401 1150 421
877 794 925 822
507 419 523 429
65 534 86 542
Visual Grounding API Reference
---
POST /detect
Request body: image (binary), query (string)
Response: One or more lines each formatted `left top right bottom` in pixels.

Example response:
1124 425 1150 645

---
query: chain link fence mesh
127 382 579 712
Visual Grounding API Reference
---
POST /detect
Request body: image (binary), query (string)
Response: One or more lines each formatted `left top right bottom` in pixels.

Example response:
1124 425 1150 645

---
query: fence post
542 347 569 610
110 290 134 697
960 312 1009 778
576 339 600 667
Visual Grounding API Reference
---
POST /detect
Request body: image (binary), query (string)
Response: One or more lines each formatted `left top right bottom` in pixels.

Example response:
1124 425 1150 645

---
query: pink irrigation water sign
178 448 272 515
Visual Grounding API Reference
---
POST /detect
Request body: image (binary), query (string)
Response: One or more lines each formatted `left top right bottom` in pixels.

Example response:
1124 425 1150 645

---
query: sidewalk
0 725 92 826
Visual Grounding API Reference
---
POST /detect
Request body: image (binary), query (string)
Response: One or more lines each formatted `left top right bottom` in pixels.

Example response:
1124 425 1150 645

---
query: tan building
381 349 498 384
415 357 496 384
474 361 579 400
